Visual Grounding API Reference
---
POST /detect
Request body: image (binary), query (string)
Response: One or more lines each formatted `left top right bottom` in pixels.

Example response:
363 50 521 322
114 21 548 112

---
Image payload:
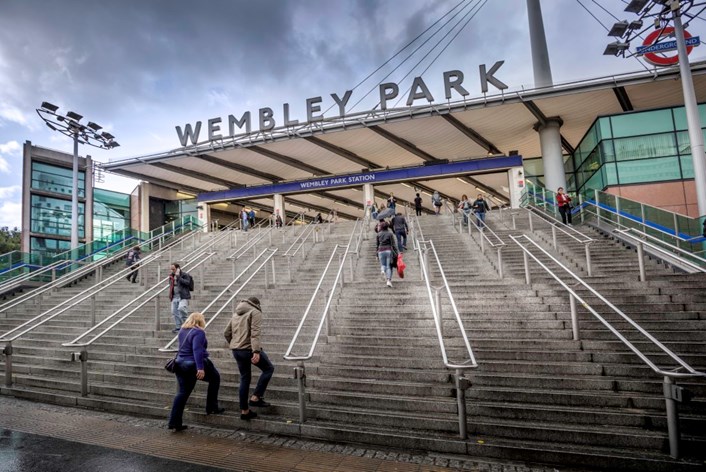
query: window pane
605 163 619 186
31 162 85 197
613 132 677 161
672 104 706 131
598 117 612 139
30 195 85 238
615 156 681 184
680 155 694 179
523 158 543 177
610 109 674 138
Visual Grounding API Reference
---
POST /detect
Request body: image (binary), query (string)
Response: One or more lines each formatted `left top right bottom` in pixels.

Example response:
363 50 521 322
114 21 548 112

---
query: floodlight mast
606 0 706 218
36 102 120 249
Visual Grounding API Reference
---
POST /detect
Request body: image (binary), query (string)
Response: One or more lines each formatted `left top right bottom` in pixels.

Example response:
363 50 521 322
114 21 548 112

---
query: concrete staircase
1 216 705 471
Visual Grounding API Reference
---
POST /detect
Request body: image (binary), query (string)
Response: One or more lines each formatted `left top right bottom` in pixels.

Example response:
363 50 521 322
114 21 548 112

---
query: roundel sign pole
637 27 700 67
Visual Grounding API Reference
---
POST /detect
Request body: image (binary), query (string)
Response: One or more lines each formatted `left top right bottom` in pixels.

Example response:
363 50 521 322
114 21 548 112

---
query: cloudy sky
0 0 704 229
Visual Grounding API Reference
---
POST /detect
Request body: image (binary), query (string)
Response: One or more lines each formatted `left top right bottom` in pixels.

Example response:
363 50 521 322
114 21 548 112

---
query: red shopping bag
397 253 406 278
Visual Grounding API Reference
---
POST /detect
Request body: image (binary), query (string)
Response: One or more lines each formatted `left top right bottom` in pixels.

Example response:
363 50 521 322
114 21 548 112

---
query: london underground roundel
638 27 696 67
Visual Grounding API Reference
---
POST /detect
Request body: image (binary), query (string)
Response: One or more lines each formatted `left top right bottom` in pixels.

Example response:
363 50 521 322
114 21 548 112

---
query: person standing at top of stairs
414 193 423 216
556 187 572 226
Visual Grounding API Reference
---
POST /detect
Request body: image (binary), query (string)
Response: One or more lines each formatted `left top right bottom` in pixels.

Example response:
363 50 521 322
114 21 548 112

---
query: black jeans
168 358 221 428
232 349 274 411
126 264 138 282
415 207 422 216
559 204 572 225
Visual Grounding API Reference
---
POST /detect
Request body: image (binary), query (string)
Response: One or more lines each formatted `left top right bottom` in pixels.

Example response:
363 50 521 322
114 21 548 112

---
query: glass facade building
569 104 705 195
93 188 131 243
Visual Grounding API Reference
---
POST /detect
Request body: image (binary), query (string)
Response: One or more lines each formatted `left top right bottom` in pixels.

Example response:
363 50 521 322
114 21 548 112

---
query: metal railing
411 214 477 439
158 247 278 353
1 224 228 388
509 233 706 459
522 206 595 277
283 219 361 423
453 207 506 279
580 200 706 272
226 225 275 279
283 221 318 282
0 260 67 294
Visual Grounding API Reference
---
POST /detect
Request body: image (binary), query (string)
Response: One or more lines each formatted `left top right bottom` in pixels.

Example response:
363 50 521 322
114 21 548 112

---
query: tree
0 227 21 254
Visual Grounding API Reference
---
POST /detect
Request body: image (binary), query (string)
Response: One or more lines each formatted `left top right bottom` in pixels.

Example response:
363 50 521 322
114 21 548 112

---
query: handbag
397 254 406 279
164 357 177 373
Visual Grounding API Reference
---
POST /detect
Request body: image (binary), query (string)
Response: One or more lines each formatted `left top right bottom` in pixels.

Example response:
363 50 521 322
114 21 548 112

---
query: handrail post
98 265 103 283
348 254 354 283
673 213 681 249
154 295 161 331
637 241 647 282
73 349 89 397
551 225 557 250
288 256 292 283
3 342 12 387
663 376 681 459
199 263 204 291
497 248 504 279
528 211 534 232
541 188 547 211
91 294 96 327
511 212 517 230
264 256 270 288
594 189 601 228
569 294 580 341
295 361 307 423
523 251 532 285
455 368 470 439
641 203 646 234
435 288 443 338
424 248 431 283
338 254 344 288
584 243 593 277
578 194 585 224
271 257 276 287
479 228 485 253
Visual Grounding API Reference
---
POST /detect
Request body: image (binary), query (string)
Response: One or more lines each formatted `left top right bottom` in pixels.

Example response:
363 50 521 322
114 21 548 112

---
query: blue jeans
232 349 274 411
395 231 407 249
475 211 486 227
168 358 221 428
378 250 392 281
171 297 188 330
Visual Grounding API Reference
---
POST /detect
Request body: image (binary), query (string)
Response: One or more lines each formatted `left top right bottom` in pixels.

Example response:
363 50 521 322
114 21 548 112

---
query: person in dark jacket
472 194 490 228
414 193 423 216
390 212 409 250
125 245 141 283
376 221 399 288
168 312 223 431
169 263 192 333
224 297 274 421
248 209 256 228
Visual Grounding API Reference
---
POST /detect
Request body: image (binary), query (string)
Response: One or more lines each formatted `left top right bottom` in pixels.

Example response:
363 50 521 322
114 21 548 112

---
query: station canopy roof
104 63 706 221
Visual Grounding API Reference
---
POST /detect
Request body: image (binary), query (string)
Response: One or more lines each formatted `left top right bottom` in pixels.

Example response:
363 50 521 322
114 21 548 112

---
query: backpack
184 273 195 291
126 250 137 265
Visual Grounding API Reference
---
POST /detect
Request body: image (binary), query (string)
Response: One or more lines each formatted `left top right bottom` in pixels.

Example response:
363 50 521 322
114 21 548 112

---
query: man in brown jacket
224 297 274 420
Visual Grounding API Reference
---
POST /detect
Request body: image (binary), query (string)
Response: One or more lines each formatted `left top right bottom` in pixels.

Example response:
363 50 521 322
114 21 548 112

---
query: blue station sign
198 155 523 202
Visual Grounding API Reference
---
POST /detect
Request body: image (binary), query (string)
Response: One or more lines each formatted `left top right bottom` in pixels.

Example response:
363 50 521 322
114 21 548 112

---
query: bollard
455 369 470 439
294 362 307 423
3 342 12 387
663 376 682 459
569 294 580 341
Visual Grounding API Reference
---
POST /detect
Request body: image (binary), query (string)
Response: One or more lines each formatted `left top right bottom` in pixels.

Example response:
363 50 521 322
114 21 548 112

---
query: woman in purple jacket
167 312 224 431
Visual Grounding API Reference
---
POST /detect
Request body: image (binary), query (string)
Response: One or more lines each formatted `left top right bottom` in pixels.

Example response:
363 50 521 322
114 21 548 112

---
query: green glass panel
30 195 85 238
680 155 694 179
613 132 677 161
605 163 619 185
610 109 674 138
601 140 615 162
523 158 544 178
672 104 706 131
583 165 605 192
615 156 681 184
598 117 612 139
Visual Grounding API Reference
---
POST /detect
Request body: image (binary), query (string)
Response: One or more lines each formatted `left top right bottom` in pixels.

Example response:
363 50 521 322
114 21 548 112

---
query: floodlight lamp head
624 0 649 13
101 131 115 140
87 121 102 131
66 111 83 122
603 41 630 56
41 101 59 112
608 20 629 37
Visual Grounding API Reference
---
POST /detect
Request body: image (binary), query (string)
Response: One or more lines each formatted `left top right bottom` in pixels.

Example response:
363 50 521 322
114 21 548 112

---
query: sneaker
386 280 392 287
168 424 188 432
249 398 271 407
240 411 258 421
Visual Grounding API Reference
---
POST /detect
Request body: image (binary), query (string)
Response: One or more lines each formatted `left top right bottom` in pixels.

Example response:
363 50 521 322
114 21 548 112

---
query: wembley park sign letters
176 61 508 147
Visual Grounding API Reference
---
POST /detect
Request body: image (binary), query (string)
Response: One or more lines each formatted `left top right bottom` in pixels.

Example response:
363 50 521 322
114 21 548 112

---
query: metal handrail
614 228 706 279
411 213 477 439
283 219 360 423
0 260 66 293
509 233 706 459
521 206 595 277
227 226 274 261
456 210 506 279
159 248 278 352
284 221 316 257
0 221 197 317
